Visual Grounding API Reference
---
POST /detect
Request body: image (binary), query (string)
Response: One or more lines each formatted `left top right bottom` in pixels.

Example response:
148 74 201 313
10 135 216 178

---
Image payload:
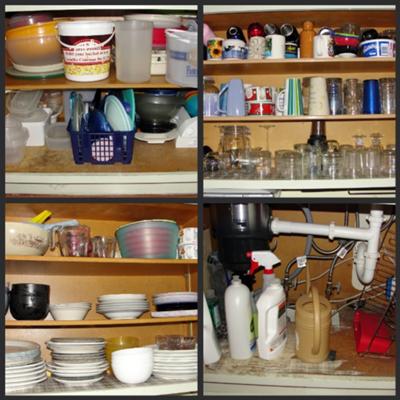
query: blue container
363 80 381 114
67 119 136 165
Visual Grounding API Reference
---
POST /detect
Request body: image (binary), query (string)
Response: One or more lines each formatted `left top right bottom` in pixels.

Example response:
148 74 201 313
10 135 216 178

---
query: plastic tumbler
363 80 381 114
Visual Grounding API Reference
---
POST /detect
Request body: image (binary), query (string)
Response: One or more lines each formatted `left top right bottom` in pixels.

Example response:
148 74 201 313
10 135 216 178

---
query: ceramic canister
222 39 247 59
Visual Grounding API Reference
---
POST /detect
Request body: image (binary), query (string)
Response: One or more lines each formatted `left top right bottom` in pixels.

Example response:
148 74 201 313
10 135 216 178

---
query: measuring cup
50 225 91 257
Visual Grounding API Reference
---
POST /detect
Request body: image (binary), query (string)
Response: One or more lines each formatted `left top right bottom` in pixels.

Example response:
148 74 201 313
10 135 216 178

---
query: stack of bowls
6 340 47 392
49 302 92 321
10 283 50 320
96 294 149 320
152 291 198 318
153 345 197 381
112 347 153 384
5 116 29 166
115 219 179 259
46 338 108 386
6 221 49 256
5 21 63 73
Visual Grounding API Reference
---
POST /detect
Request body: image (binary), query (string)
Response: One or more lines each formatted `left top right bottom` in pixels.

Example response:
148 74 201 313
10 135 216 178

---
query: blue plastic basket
67 120 136 165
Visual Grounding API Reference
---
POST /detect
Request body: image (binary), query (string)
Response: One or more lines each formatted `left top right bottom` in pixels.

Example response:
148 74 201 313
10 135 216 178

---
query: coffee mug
309 77 330 115
285 42 298 59
245 86 276 102
264 34 285 59
246 101 275 115
222 39 247 59
313 35 334 58
207 37 224 60
275 89 285 115
248 36 266 59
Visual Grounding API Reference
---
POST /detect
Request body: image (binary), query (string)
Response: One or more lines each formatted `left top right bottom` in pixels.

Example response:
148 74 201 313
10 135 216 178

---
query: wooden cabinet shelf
6 316 197 328
204 114 395 123
204 58 395 75
5 67 184 91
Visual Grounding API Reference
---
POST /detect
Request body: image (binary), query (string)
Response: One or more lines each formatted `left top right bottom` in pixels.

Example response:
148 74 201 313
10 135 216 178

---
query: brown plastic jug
295 267 332 363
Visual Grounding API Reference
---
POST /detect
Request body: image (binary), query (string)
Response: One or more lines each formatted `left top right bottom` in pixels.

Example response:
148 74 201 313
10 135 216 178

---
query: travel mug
363 79 381 114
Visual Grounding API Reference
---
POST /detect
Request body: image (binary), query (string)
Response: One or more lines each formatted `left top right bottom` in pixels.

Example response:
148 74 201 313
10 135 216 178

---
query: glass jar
381 149 395 178
280 151 301 180
352 134 367 178
204 76 219 116
322 152 342 179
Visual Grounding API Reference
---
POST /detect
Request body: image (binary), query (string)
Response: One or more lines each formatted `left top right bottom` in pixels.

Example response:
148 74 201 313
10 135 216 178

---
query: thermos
300 20 316 58
264 23 280 36
280 23 300 44
227 26 246 42
248 22 264 38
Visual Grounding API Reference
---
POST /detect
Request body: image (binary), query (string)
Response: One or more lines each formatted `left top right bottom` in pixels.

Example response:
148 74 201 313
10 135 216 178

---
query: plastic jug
256 278 287 360
295 267 332 363
225 275 256 359
218 79 246 116
203 294 221 365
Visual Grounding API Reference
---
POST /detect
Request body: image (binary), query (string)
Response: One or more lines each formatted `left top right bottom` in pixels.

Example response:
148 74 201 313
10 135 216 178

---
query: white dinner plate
53 375 104 386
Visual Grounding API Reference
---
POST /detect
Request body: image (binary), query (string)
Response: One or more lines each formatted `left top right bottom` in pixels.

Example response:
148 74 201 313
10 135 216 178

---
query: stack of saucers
151 291 197 318
153 346 197 381
6 340 47 392
96 294 149 320
46 338 108 386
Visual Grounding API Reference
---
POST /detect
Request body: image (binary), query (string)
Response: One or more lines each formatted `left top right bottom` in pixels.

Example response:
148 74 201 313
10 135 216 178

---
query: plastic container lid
8 13 53 30
45 122 71 151
57 20 114 36
12 108 50 123
6 21 59 39
124 14 181 28
7 90 42 117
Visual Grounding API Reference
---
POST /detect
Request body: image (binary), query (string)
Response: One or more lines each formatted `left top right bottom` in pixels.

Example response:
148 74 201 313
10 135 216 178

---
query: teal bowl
115 219 179 259
184 94 198 117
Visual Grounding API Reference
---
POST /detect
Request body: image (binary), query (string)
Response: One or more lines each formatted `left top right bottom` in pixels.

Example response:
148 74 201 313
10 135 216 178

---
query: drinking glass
322 152 342 179
352 135 367 178
381 149 396 178
280 151 301 180
255 150 272 179
91 236 116 258
379 78 395 114
344 79 362 115
326 78 343 115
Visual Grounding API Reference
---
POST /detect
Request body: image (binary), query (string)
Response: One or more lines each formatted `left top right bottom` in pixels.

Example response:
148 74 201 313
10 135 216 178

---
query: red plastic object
353 310 392 354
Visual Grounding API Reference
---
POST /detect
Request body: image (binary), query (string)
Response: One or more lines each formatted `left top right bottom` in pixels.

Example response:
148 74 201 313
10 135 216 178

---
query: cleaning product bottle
204 294 221 365
225 275 256 360
247 251 281 291
256 278 287 360
206 289 222 330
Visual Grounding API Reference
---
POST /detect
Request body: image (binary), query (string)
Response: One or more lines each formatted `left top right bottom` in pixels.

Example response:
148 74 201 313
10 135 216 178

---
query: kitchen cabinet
5 5 198 197
5 202 198 396
203 6 395 198
203 203 396 396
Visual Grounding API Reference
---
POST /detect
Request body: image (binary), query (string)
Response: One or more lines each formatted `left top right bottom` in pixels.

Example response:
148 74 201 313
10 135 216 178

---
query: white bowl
6 222 49 256
49 307 90 321
50 302 91 308
112 347 153 384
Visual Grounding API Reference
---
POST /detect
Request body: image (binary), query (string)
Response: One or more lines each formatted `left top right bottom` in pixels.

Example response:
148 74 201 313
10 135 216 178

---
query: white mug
309 77 330 115
313 35 334 58
265 34 285 59
248 36 266 59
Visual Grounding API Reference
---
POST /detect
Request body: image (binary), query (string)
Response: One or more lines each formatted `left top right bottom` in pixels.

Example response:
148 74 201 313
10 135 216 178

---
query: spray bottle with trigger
246 251 281 291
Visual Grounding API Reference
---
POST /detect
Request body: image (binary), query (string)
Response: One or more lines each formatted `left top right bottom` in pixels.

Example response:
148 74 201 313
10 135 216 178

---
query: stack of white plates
152 292 198 318
153 347 197 381
46 338 108 386
6 340 47 391
96 294 149 320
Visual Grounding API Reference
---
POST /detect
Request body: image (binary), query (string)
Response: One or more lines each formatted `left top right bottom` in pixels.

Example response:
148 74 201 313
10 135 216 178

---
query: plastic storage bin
45 122 71 150
67 119 136 164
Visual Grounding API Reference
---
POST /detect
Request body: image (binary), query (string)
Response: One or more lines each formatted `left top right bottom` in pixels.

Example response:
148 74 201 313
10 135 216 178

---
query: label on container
62 38 111 77
249 314 257 351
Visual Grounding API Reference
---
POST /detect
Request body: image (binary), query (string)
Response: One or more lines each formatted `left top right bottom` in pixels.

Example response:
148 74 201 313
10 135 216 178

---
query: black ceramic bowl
5 287 10 314
10 283 50 320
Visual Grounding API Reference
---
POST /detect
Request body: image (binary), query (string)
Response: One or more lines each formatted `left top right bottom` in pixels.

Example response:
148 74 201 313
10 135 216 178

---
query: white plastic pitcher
165 29 197 88
115 21 153 83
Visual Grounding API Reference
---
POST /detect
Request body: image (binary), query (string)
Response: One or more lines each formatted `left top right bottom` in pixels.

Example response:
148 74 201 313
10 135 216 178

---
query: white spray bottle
247 251 281 291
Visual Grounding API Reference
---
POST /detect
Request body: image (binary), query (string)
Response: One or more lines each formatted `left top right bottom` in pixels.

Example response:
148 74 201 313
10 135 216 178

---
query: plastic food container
114 20 153 83
57 21 115 82
165 29 197 87
13 108 52 147
5 21 63 71
115 220 179 259
8 13 52 29
5 116 29 165
360 39 395 58
125 14 181 49
45 122 71 150
7 90 43 118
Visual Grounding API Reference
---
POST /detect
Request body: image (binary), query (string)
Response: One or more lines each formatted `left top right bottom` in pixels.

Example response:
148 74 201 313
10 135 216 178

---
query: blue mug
363 80 381 114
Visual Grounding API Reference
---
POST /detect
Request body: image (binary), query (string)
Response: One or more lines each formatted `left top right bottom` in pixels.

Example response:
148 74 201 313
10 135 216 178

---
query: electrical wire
331 291 386 317
286 255 335 282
